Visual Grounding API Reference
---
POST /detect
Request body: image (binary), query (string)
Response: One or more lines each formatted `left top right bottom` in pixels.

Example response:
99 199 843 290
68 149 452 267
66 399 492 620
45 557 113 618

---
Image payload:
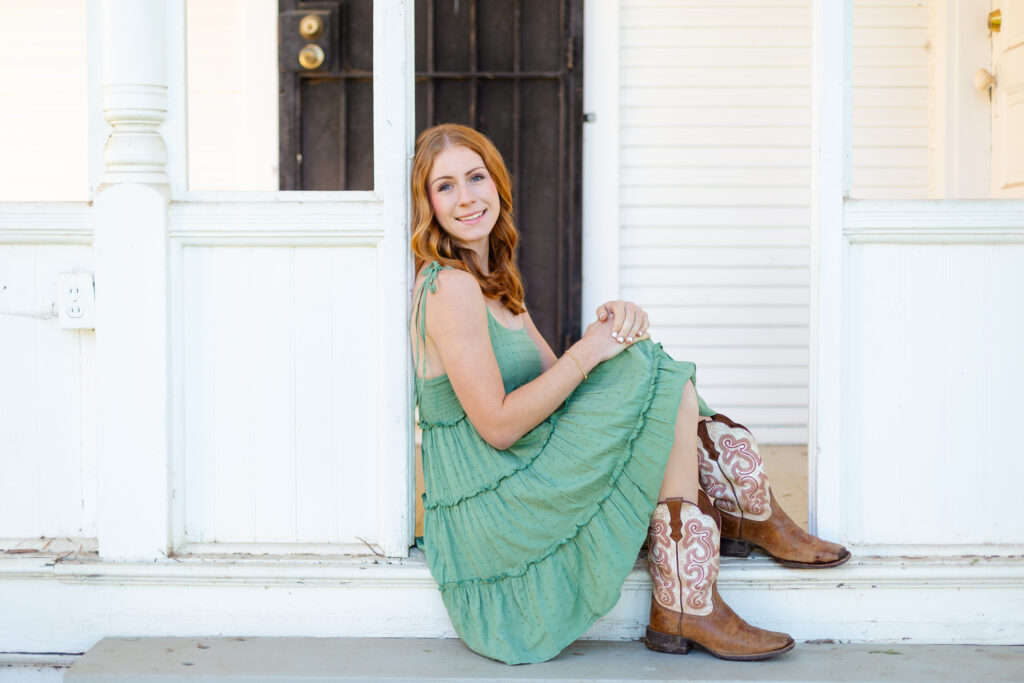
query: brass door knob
975 68 996 90
989 9 1002 32
299 14 324 40
298 44 325 70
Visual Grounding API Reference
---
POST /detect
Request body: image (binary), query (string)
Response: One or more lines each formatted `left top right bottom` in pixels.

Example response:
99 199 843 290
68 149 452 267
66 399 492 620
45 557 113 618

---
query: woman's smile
456 208 487 224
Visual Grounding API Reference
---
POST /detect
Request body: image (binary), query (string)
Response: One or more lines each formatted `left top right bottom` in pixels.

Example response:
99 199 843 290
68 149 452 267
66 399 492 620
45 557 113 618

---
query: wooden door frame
580 0 620 333
560 0 585 352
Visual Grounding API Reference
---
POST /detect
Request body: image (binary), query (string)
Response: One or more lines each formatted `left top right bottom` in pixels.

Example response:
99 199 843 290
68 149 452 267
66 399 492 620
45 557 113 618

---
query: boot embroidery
648 508 680 611
698 421 772 522
697 447 735 512
648 502 718 617
680 511 718 616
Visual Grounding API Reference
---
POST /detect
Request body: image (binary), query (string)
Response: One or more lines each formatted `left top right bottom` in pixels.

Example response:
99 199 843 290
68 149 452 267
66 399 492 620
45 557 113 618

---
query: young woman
410 123 848 665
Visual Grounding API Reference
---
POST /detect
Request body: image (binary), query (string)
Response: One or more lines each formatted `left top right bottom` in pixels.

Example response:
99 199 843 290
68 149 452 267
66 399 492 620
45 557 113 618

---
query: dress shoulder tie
412 261 453 408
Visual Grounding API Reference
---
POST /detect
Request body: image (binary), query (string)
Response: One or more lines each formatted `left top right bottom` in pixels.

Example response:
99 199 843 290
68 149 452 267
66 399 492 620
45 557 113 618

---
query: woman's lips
455 209 486 225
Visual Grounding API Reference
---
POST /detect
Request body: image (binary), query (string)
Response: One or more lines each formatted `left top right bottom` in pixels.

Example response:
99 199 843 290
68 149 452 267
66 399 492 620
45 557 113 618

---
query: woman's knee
680 380 698 417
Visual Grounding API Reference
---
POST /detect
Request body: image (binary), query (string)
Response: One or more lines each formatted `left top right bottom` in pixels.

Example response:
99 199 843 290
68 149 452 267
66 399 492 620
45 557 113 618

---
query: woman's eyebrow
430 167 486 185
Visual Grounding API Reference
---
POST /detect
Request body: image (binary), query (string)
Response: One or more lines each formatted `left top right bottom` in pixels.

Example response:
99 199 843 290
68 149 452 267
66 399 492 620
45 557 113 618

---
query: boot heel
644 627 693 655
721 537 752 557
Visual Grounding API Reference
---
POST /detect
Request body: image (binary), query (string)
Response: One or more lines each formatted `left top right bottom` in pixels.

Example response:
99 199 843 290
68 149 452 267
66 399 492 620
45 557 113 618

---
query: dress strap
412 261 451 407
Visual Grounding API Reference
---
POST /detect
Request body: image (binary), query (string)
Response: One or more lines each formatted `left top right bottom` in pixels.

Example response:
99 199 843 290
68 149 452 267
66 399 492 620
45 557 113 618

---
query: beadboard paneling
846 239 1024 544
0 245 96 538
180 245 380 545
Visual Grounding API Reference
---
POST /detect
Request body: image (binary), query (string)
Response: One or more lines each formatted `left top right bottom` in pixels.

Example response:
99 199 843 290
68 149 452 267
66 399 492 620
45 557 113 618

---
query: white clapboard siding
619 0 933 443
619 0 813 444
186 0 278 191
852 0 932 198
0 1 88 201
0 245 96 539
846 239 1024 545
180 245 380 547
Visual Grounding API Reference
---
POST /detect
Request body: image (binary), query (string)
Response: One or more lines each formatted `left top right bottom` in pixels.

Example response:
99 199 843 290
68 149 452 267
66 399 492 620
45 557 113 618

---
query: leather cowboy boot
645 492 795 661
697 413 851 568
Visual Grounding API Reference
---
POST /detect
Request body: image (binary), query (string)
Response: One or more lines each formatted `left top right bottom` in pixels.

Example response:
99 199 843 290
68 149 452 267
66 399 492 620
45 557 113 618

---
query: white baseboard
3 550 1023 654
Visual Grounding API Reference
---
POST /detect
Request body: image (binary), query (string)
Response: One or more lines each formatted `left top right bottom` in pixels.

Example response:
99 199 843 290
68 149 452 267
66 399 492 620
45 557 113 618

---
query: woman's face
427 145 500 255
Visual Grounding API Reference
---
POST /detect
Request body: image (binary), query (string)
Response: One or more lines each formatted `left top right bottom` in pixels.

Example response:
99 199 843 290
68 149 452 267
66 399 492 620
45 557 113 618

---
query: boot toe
709 625 795 661
820 541 849 562
768 630 795 652
745 623 794 654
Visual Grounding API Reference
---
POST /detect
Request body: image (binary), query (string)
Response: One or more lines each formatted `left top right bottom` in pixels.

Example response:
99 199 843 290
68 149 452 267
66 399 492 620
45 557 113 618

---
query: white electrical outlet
57 272 96 330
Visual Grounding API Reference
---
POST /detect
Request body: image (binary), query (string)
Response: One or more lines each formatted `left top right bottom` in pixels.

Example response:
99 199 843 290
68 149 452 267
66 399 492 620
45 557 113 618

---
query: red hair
410 124 525 314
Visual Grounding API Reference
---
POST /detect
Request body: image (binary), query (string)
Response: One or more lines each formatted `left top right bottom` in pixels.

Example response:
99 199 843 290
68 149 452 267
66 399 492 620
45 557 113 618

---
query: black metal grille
415 0 583 352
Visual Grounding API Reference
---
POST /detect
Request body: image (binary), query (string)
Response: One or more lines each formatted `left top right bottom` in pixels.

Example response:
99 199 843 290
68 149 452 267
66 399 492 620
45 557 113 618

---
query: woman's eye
438 182 452 192
471 174 485 182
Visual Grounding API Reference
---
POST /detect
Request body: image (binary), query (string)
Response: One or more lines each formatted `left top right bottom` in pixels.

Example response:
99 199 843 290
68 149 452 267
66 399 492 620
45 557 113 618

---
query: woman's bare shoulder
412 267 485 325
424 268 483 303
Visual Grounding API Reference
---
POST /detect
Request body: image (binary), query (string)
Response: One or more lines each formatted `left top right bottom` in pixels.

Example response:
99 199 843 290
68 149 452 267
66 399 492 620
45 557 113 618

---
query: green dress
414 261 713 665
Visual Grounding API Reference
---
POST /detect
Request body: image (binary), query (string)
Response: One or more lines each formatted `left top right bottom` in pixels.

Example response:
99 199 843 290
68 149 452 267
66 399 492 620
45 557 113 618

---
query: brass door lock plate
279 9 336 73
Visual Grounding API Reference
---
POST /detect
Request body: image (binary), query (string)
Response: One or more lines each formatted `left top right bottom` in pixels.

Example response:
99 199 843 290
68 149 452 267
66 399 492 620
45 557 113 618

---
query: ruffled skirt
419 340 711 664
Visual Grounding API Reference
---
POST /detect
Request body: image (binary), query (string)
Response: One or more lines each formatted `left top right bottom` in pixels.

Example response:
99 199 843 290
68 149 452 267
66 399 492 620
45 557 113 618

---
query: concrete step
64 637 1024 682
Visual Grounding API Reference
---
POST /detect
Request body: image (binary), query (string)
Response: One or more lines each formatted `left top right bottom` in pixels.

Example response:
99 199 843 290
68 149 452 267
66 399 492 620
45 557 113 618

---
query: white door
992 0 1024 197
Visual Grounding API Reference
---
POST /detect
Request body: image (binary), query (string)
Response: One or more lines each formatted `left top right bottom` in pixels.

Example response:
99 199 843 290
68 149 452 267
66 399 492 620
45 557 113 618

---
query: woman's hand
574 315 627 366
596 300 649 344
573 300 651 367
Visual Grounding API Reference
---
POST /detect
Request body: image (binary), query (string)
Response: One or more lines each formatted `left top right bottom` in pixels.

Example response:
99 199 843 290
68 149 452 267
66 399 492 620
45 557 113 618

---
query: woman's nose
457 183 473 204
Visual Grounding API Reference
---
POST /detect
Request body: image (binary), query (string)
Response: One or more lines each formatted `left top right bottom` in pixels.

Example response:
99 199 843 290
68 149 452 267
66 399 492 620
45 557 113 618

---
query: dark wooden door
279 0 583 352
279 0 375 191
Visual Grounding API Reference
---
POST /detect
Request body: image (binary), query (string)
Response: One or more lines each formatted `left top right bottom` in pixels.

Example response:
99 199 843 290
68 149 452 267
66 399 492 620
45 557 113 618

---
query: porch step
64 637 1024 682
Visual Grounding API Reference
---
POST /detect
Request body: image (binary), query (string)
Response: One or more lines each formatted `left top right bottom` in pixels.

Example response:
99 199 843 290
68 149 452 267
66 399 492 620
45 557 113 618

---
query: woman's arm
522 301 649 373
425 269 628 450
521 311 558 371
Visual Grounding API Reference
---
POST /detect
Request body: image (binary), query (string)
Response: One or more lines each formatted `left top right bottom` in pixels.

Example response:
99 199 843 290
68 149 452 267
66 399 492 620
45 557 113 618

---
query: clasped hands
595 300 649 344
574 300 650 367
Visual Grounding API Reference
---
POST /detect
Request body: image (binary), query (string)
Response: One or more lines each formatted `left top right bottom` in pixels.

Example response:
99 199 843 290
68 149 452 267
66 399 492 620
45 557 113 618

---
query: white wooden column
373 0 416 557
808 0 852 542
93 0 173 560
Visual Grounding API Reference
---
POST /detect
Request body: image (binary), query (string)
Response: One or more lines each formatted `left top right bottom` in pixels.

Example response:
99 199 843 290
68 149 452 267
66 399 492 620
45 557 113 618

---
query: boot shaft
647 497 720 616
697 414 772 521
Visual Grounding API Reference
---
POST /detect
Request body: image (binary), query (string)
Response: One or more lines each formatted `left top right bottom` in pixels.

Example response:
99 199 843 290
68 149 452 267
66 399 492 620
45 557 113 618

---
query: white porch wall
178 244 382 549
843 203 1024 548
0 240 96 541
618 0 933 444
618 0 815 444
0 0 96 543
850 238 1024 545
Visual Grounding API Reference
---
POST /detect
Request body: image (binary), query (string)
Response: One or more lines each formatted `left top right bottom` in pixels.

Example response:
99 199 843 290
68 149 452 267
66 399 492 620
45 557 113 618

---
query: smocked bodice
413 262 543 428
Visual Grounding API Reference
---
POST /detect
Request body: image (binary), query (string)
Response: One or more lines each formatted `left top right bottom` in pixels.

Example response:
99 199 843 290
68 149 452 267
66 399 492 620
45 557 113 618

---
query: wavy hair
410 123 525 314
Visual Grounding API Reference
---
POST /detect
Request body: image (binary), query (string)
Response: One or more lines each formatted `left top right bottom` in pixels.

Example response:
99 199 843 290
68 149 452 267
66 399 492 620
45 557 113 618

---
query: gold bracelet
565 349 588 380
